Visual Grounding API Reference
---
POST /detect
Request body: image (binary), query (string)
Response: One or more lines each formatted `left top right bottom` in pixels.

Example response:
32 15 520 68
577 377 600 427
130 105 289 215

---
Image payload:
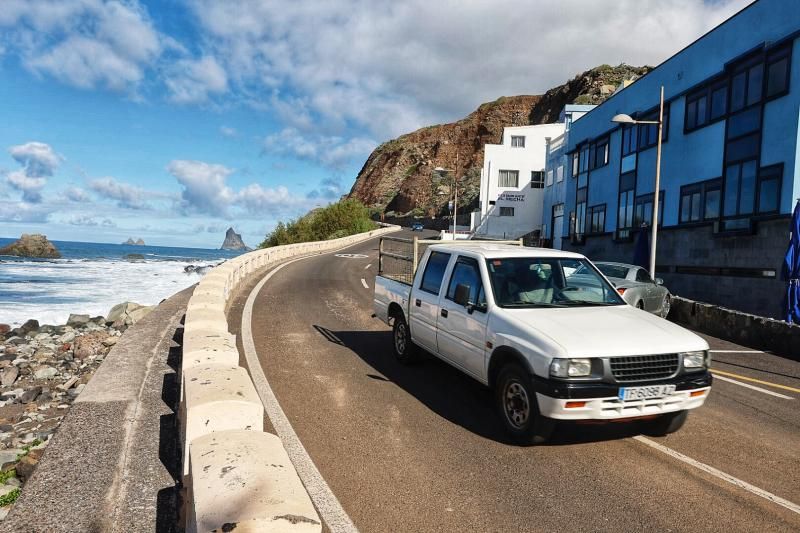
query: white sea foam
0 258 218 327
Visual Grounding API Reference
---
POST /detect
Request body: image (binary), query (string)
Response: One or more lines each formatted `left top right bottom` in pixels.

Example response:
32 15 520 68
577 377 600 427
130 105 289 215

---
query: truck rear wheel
392 314 418 365
645 410 688 436
496 364 554 445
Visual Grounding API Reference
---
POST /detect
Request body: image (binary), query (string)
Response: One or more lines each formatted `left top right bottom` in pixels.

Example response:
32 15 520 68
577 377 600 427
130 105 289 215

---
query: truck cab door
437 256 490 381
409 251 452 354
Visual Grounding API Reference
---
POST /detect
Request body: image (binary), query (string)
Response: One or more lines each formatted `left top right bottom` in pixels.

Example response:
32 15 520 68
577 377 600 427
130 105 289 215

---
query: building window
723 160 757 217
634 191 665 227
420 251 451 295
757 164 782 213
511 135 526 148
679 179 722 224
710 81 727 120
590 137 610 169
571 152 579 177
617 171 636 230
575 187 587 237
556 165 564 183
545 169 553 186
730 60 764 113
587 204 606 234
766 45 791 99
499 207 515 217
685 90 708 131
637 105 669 150
498 170 519 187
621 124 637 156
579 144 590 173
531 170 545 188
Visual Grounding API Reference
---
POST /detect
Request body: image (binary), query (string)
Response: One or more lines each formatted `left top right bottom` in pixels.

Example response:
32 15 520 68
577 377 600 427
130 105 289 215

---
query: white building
471 123 566 239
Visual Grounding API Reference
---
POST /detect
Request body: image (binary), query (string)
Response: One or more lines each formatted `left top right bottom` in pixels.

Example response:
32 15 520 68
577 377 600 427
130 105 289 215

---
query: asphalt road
231 230 800 532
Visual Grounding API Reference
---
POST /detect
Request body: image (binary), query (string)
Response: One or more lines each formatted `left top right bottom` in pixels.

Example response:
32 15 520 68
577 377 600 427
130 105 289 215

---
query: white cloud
185 0 749 140
220 126 238 138
0 0 162 92
89 176 150 209
65 186 90 202
263 128 376 170
0 201 53 223
66 215 116 227
5 141 63 202
167 160 236 217
165 56 229 104
236 183 297 214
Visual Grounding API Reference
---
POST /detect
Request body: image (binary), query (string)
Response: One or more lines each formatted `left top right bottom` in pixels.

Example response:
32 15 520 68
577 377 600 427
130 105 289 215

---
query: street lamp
612 85 665 280
434 166 459 238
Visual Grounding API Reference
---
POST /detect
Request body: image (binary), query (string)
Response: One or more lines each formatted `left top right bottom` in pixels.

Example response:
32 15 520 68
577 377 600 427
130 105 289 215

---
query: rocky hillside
349 64 650 216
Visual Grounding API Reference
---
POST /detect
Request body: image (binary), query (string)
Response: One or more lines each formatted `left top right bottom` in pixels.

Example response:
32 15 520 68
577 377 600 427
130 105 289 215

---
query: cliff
0 234 61 258
348 64 650 216
221 227 249 251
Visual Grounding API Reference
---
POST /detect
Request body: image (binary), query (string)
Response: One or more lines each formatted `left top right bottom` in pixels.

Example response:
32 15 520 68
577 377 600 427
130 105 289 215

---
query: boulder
106 302 142 323
1 366 18 386
106 301 152 326
73 331 111 360
124 253 145 261
67 314 91 327
20 319 39 335
20 386 42 404
33 366 58 380
0 234 61 259
0 324 9 336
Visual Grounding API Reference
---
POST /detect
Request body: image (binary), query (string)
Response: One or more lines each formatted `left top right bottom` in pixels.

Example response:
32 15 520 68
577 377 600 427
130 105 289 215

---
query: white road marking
242 256 360 533
360 278 369 289
364 263 372 270
713 374 794 400
634 436 800 516
710 349 764 354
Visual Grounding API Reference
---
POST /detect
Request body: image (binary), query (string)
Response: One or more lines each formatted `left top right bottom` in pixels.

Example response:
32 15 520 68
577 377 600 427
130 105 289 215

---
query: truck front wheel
392 314 418 365
496 364 554 445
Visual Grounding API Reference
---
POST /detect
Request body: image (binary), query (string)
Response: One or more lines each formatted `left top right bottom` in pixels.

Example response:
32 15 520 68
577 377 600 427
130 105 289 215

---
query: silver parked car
594 262 671 318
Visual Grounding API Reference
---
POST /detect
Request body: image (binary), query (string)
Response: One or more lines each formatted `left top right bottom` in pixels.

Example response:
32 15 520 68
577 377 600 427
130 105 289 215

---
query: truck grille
610 354 679 382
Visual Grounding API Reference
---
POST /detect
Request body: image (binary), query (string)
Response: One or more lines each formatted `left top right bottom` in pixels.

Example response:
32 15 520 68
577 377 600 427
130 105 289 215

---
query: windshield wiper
502 302 566 308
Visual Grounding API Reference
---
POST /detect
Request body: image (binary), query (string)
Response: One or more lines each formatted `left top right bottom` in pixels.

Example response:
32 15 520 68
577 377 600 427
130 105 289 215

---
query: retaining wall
669 296 800 360
181 226 399 532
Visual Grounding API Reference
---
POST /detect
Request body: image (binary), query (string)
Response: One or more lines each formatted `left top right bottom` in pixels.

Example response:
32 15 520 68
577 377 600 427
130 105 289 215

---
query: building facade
543 0 800 318
472 123 566 239
541 104 596 249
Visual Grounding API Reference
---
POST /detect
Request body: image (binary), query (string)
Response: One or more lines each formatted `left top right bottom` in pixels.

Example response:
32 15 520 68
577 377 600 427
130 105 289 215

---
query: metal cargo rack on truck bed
378 236 523 285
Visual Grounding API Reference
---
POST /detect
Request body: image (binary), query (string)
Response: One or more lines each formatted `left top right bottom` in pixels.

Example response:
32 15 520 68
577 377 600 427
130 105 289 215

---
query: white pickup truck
373 241 712 444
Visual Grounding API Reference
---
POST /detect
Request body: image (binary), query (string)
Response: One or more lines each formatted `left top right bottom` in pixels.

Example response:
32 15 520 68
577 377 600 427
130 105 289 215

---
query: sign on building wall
499 193 525 202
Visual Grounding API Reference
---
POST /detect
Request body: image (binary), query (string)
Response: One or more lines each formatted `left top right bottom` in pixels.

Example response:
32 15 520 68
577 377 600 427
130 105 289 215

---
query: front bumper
532 372 712 420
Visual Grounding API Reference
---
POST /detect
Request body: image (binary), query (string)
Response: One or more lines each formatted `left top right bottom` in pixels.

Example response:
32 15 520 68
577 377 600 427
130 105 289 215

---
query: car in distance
410 222 424 231
374 242 711 445
594 262 671 318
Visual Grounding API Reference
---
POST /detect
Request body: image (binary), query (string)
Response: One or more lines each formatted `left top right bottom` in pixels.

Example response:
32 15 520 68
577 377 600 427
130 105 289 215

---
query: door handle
415 299 421 307
440 309 448 318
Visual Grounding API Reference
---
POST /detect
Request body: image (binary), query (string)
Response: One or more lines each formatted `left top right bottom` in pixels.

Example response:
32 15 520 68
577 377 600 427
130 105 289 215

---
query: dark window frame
679 178 723 224
637 103 670 151
499 206 515 217
765 44 792 100
445 256 487 311
634 190 665 228
756 163 783 215
586 204 606 234
531 170 545 189
510 135 526 148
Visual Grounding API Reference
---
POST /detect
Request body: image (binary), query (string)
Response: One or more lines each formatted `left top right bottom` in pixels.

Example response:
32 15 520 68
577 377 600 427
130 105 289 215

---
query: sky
0 0 751 249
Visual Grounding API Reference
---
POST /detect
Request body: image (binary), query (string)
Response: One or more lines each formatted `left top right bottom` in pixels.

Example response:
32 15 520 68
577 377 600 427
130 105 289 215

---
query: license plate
618 384 676 401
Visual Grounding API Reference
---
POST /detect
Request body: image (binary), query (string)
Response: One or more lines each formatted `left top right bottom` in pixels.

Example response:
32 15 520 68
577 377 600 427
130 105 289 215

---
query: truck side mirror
454 284 471 306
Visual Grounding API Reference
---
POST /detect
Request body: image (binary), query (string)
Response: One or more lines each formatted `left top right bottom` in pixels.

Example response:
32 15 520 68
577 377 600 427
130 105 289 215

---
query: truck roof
427 242 587 260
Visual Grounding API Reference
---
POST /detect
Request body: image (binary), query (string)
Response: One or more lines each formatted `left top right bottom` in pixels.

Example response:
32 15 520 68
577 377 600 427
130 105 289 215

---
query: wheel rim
662 297 671 317
504 380 530 429
394 322 407 354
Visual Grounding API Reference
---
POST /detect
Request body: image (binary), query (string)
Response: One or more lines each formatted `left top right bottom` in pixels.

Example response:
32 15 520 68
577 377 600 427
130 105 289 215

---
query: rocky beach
0 302 153 519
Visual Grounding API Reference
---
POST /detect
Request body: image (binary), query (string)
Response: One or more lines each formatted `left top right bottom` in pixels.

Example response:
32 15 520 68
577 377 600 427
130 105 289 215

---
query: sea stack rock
123 237 145 245
0 234 61 258
220 227 249 251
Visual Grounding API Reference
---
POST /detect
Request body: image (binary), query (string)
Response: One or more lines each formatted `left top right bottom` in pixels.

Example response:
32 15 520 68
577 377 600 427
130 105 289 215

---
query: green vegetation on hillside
259 199 377 248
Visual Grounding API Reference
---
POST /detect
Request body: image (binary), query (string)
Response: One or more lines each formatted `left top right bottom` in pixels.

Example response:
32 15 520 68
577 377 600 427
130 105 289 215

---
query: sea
0 238 246 327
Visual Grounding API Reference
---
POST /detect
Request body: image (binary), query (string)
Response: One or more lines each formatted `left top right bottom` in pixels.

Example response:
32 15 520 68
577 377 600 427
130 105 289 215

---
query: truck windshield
486 257 626 308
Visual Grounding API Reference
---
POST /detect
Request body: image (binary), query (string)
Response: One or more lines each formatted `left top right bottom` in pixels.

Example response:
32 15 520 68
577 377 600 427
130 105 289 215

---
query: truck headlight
681 350 708 371
550 358 592 378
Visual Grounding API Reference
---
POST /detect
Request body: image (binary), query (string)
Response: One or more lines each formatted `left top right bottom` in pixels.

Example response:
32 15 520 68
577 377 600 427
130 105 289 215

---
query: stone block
181 365 263 477
187 430 321 533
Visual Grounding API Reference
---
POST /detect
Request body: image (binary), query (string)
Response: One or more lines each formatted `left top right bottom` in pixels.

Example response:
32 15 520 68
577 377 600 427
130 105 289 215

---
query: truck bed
373 275 411 325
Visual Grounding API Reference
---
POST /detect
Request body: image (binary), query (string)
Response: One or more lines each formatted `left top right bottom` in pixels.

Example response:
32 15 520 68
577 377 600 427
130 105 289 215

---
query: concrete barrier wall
669 296 800 360
180 225 399 532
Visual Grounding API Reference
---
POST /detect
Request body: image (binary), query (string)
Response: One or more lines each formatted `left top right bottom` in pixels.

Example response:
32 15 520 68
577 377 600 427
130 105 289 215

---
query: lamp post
434 165 459 238
612 85 665 280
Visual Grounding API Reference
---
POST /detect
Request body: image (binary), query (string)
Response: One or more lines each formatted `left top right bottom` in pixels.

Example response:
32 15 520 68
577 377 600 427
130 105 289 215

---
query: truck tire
645 410 688 436
496 364 554 445
392 314 418 365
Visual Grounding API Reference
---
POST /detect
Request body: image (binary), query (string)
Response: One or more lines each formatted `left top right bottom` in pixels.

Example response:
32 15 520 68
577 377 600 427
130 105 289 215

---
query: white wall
473 123 566 239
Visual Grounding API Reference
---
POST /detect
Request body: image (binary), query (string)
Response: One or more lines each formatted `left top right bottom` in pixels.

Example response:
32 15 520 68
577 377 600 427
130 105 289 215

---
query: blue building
543 0 800 318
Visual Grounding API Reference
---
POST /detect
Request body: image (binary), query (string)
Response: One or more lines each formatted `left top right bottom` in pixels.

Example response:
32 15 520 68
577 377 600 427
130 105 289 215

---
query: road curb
181 226 399 532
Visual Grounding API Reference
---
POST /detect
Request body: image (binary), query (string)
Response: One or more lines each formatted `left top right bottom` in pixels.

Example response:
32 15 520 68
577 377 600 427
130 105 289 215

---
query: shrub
259 199 377 248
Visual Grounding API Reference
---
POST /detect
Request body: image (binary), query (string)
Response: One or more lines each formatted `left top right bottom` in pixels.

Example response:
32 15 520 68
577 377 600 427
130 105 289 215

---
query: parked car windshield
595 263 630 280
486 257 626 308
